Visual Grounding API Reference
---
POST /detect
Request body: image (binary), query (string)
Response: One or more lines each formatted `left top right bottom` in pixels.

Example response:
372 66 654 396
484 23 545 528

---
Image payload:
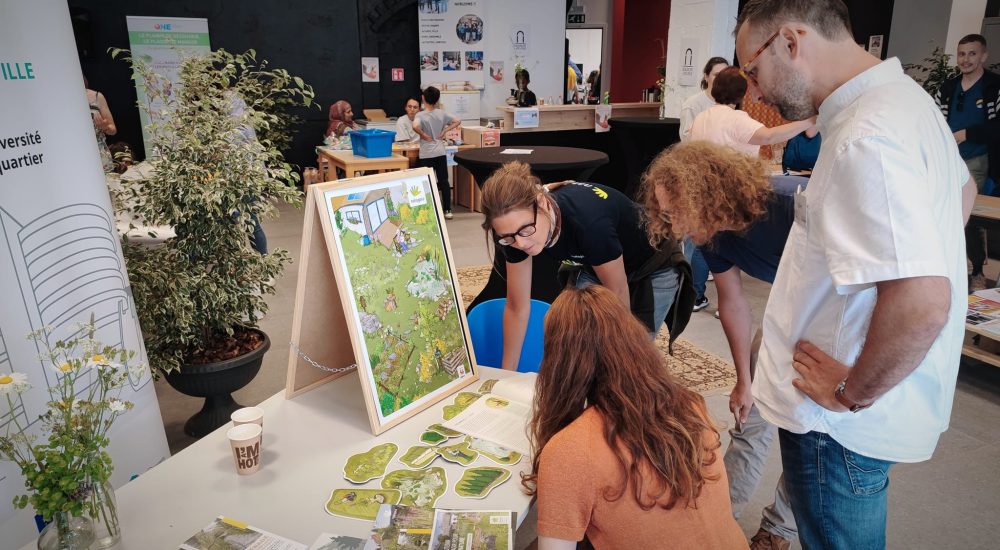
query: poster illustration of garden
323 174 474 422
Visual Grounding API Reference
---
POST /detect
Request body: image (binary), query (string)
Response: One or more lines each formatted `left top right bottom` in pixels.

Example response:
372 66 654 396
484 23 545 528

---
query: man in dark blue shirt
935 33 1000 291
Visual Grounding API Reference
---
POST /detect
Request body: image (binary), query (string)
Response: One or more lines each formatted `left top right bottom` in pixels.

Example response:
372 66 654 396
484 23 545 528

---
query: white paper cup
227 423 262 475
231 406 264 427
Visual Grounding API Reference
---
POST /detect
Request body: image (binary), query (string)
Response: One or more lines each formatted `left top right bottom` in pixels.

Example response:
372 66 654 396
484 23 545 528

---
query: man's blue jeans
779 429 894 550
683 237 708 301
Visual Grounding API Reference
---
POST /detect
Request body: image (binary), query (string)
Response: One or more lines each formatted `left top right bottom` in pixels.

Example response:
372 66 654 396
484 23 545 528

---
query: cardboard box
362 108 389 121
462 126 501 148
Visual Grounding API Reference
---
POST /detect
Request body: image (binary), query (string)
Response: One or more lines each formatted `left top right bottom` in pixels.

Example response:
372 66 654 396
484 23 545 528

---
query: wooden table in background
963 195 1000 368
392 142 420 167
972 194 1000 221
315 147 409 183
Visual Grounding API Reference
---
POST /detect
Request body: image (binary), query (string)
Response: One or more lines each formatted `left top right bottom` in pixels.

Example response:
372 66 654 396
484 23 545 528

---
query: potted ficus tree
111 48 316 437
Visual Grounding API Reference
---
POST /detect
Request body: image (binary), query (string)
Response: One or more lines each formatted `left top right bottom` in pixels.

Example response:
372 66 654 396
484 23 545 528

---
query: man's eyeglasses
740 30 780 85
494 203 538 246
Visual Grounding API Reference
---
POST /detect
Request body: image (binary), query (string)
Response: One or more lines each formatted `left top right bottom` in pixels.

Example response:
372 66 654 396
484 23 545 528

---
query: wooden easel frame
285 167 479 435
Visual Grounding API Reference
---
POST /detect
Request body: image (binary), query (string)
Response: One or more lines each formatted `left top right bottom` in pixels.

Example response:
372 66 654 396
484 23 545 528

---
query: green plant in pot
111 48 316 437
903 46 959 96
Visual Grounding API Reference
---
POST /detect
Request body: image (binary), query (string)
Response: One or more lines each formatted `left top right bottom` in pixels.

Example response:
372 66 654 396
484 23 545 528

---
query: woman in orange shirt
525 285 748 550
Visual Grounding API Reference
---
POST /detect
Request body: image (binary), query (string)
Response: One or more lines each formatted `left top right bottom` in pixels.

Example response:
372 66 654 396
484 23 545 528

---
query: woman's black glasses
494 203 539 246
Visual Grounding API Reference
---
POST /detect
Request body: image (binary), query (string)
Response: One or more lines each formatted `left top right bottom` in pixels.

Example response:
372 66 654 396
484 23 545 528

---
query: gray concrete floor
156 201 1000 548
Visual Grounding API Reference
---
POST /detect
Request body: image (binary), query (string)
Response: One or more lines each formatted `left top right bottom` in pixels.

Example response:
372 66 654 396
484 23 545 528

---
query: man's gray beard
770 61 817 120
776 100 816 121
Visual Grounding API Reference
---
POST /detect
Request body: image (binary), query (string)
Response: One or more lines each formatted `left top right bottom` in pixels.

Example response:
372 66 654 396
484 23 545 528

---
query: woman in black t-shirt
480 161 690 371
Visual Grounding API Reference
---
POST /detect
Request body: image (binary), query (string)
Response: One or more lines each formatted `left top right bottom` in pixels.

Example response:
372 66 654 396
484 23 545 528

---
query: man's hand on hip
791 340 850 412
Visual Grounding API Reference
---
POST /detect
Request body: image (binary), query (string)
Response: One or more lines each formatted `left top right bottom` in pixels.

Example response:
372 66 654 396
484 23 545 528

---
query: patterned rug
456 265 736 394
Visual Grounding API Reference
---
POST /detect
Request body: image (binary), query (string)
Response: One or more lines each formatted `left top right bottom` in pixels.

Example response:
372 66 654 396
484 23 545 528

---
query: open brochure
441 375 535 455
429 510 515 550
310 533 366 550
967 289 1000 337
180 516 306 550
363 504 434 550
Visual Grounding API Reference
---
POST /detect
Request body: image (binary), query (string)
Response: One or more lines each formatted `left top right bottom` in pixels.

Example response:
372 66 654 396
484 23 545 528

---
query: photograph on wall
321 170 477 432
868 34 883 59
489 61 504 82
362 57 380 82
442 51 461 71
419 0 448 15
420 51 439 71
456 14 484 44
464 51 484 71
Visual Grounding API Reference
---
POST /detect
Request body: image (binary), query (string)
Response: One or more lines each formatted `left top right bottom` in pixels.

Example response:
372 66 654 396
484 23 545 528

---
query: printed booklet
441 375 535 454
967 289 1000 337
180 516 306 550
363 504 434 550
428 510 515 550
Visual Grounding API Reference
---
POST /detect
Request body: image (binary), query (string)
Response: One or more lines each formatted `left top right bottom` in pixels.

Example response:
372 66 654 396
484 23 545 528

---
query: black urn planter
165 330 271 438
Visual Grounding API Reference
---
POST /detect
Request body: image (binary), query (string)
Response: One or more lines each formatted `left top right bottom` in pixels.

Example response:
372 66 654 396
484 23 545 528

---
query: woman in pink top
689 67 814 157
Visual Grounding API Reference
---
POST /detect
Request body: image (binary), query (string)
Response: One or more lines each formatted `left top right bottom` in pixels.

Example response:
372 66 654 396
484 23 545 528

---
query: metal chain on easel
289 342 358 374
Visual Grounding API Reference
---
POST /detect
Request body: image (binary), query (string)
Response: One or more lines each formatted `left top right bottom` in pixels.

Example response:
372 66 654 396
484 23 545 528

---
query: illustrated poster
322 171 477 428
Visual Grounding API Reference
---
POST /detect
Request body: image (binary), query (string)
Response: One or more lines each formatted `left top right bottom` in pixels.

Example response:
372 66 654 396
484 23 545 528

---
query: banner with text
418 0 485 93
125 15 211 157
2 3 170 547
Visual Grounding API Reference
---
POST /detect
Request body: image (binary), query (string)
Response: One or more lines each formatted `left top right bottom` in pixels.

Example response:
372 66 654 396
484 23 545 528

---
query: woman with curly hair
480 161 691 370
526 284 747 550
641 140 802 549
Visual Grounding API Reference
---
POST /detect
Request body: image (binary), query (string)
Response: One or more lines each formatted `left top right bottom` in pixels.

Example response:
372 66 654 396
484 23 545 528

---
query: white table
19 366 534 549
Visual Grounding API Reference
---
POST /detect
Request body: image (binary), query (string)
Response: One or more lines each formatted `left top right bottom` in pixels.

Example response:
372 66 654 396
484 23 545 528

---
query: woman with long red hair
525 285 747 550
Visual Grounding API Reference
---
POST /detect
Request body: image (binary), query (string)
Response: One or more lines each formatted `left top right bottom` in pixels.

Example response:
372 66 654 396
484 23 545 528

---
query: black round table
608 117 680 199
455 146 609 188
454 146 610 311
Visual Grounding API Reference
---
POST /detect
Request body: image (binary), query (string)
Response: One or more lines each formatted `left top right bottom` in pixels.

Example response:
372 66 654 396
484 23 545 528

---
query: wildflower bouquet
0 319 140 522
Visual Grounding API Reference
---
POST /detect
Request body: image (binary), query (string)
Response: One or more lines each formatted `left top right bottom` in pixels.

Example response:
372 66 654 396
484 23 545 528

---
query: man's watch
834 378 872 413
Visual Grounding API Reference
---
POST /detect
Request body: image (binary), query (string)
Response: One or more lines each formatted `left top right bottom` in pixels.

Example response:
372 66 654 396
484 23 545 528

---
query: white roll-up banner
1 2 170 546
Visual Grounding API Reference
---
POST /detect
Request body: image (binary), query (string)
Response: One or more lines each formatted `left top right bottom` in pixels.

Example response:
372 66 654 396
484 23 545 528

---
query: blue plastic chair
467 298 550 373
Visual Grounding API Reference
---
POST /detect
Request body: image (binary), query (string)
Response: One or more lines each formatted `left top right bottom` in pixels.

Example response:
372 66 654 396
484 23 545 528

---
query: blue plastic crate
349 129 396 158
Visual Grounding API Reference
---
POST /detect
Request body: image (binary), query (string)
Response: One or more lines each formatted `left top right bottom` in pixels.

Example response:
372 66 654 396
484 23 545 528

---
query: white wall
567 28 603 79
945 0 989 55
888 0 954 67
478 0 566 118
663 0 739 117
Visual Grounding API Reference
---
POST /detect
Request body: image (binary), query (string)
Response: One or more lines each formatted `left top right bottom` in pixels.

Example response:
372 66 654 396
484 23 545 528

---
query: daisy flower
0 372 30 395
52 362 75 375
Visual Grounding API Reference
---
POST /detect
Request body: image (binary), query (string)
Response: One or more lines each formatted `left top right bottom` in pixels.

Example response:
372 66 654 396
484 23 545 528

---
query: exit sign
568 13 585 24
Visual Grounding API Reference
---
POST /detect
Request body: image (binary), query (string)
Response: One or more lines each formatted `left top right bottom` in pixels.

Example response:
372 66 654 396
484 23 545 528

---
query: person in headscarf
326 100 357 138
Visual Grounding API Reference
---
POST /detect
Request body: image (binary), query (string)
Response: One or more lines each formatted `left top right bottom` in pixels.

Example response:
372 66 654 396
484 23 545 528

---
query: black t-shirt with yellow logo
503 182 656 273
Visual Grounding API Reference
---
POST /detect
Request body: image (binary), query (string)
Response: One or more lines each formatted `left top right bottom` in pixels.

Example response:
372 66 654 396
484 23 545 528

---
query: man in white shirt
735 1 977 548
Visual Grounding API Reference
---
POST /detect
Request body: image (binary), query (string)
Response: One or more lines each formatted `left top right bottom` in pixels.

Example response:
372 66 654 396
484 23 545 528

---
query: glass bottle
88 478 121 549
37 512 95 550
